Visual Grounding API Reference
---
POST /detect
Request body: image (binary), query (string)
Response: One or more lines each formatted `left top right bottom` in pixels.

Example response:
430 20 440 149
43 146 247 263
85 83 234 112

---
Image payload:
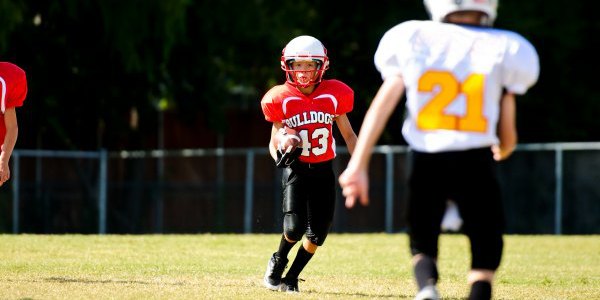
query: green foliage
97 0 189 73
0 0 26 52
1 1 597 150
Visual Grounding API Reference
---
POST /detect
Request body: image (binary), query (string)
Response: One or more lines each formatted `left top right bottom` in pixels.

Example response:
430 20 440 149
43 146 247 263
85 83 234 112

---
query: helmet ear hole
286 59 295 69
313 60 323 70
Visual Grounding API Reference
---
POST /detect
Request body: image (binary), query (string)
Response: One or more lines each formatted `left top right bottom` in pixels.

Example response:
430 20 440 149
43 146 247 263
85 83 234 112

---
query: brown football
279 127 302 151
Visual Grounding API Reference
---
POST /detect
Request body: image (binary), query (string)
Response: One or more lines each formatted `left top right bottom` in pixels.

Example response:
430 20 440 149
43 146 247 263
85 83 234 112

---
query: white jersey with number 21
375 20 540 153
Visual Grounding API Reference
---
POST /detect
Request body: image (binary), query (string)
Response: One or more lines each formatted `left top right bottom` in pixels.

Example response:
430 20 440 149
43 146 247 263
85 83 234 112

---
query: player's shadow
43 276 186 286
307 290 464 299
305 290 412 298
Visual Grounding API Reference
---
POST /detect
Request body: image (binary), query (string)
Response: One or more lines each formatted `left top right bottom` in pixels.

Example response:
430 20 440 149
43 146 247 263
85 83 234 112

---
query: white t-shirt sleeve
374 21 419 80
501 32 540 95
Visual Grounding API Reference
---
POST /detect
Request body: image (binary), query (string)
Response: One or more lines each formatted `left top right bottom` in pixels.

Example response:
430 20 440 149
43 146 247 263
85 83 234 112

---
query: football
278 127 302 153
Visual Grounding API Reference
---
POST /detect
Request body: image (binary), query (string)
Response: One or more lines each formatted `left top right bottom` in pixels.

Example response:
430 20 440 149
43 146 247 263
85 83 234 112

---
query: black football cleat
279 277 301 293
263 253 288 290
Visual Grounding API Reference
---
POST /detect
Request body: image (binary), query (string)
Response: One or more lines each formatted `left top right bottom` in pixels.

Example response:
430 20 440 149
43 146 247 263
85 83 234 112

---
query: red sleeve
0 62 27 112
333 80 354 115
260 86 285 123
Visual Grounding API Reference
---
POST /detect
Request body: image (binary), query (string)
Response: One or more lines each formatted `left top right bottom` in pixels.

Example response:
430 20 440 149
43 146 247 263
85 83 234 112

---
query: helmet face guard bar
280 56 329 88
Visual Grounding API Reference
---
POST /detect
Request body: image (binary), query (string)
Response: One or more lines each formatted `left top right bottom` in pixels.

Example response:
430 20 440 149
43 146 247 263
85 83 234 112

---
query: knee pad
283 213 305 242
409 232 440 259
471 233 503 270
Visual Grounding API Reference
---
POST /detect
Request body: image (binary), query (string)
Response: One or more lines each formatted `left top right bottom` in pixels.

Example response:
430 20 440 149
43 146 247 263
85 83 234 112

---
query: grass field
0 234 598 299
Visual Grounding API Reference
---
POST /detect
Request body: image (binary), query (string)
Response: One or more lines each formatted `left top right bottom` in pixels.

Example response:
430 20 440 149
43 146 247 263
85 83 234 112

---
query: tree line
1 0 597 151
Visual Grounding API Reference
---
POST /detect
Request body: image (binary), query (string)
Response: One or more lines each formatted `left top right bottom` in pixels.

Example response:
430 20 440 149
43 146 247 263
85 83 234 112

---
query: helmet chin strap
287 69 324 88
291 79 315 88
296 82 314 88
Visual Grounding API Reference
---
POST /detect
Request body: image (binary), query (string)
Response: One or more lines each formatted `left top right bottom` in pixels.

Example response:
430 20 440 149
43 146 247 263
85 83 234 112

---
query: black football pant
408 147 505 270
281 161 335 246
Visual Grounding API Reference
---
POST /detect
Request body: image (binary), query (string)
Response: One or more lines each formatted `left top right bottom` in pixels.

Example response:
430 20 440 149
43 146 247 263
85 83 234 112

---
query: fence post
554 147 563 235
385 147 394 233
244 149 255 233
12 151 20 234
98 149 108 234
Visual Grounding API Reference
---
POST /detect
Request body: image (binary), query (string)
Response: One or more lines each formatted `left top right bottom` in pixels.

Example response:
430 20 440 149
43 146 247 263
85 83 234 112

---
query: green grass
0 234 598 299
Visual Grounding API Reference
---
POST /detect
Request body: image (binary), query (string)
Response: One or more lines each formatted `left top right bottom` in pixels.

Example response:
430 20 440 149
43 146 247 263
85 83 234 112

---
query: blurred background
0 0 598 234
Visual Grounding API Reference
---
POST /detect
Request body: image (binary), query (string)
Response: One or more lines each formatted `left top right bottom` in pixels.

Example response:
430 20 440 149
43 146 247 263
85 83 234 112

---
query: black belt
292 160 333 171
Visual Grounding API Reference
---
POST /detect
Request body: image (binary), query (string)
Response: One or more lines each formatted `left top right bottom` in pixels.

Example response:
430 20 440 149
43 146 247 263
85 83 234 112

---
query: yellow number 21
417 70 487 132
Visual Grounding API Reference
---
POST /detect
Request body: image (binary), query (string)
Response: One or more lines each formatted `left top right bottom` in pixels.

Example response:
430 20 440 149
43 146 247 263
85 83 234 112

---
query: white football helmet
424 0 498 26
281 35 329 87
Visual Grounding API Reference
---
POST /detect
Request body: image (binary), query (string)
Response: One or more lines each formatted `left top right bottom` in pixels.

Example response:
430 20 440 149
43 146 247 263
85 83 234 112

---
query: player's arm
335 114 357 155
0 108 18 186
339 75 405 207
493 92 517 161
268 122 285 161
494 33 538 161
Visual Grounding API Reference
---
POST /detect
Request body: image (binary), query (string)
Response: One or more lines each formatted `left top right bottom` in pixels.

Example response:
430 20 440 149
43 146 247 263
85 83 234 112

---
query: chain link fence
2 143 599 234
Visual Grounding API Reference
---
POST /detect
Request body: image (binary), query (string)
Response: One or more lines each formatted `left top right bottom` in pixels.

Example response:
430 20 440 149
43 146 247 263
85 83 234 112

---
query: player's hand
339 167 369 208
0 162 11 186
492 144 514 161
275 145 302 168
491 145 501 161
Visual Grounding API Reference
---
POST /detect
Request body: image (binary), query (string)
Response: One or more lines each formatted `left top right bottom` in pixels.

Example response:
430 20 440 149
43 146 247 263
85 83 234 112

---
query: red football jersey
261 80 354 163
0 62 28 145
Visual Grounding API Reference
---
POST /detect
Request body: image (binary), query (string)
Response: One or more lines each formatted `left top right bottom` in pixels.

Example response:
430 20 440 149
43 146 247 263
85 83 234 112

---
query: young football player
261 35 357 293
339 1 539 299
0 62 28 186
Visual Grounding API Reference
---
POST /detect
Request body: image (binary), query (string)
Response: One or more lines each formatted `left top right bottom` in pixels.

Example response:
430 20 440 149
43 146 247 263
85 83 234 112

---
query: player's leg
264 168 308 290
279 238 315 293
281 167 336 293
408 151 448 300
458 149 504 300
